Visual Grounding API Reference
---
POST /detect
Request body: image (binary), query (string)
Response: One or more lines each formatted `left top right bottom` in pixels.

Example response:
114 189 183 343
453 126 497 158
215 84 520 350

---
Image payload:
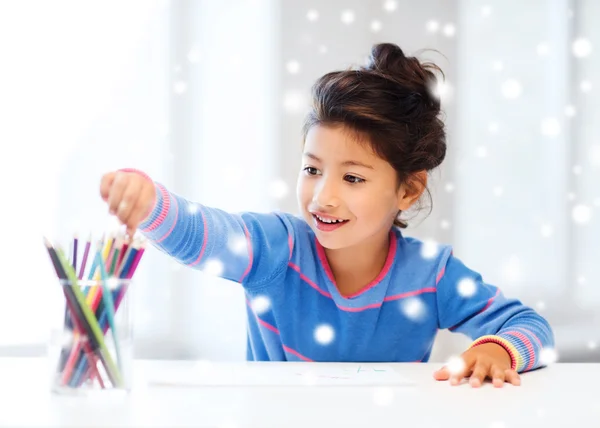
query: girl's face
297 124 409 250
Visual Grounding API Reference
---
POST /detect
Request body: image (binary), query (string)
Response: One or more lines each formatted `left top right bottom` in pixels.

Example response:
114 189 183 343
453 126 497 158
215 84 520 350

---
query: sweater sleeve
435 252 555 373
135 176 294 288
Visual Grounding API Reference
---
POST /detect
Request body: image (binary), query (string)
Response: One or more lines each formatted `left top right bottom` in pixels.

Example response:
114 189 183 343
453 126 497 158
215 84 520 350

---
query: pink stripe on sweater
157 195 179 243
477 288 500 315
289 262 436 312
238 222 254 283
383 287 436 302
245 299 311 361
190 205 209 267
288 234 293 260
435 266 445 284
505 331 536 371
143 184 171 232
288 262 332 298
283 345 313 362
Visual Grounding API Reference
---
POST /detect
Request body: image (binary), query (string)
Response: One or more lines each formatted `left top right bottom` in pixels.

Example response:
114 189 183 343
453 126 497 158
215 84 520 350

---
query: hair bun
364 43 442 113
365 43 409 75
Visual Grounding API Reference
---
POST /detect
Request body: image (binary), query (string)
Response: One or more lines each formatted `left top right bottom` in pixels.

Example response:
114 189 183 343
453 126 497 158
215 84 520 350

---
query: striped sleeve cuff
117 168 168 233
468 335 523 372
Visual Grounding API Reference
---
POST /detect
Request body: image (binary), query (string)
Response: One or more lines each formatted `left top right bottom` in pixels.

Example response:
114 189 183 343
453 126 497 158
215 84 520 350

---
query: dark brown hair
302 43 447 228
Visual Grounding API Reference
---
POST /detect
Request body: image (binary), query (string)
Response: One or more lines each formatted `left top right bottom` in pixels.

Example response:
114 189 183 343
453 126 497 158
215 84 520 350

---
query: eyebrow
303 152 374 170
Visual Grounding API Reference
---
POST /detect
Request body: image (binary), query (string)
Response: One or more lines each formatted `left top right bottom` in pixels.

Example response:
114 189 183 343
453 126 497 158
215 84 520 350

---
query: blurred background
0 0 598 363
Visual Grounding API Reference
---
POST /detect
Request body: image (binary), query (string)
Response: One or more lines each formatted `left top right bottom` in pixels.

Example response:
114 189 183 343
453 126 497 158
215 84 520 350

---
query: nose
313 176 340 207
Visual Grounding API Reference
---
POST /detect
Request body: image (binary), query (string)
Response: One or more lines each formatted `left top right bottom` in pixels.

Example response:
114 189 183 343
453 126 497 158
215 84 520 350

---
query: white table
1 358 597 427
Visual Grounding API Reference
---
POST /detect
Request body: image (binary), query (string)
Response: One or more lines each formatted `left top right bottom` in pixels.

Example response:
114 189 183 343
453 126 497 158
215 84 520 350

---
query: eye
344 175 365 184
303 166 319 176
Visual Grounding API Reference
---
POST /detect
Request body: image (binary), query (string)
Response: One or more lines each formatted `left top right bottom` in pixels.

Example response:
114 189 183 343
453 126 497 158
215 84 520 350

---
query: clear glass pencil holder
48 279 134 395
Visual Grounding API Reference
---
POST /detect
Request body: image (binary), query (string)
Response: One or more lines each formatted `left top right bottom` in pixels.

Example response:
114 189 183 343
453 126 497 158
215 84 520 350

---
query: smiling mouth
311 214 350 231
313 214 348 224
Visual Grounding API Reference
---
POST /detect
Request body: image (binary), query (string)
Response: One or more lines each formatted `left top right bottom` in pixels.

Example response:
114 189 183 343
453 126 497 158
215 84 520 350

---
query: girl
100 43 554 388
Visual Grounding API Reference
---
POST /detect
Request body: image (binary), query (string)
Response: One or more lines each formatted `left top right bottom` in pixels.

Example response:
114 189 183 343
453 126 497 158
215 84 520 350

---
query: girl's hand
433 342 521 388
99 170 156 237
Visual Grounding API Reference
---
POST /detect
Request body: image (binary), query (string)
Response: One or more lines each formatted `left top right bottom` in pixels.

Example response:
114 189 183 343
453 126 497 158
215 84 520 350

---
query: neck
323 230 392 296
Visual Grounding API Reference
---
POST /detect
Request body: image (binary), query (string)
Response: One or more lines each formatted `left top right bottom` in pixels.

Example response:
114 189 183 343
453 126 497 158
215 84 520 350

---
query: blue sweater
139 180 554 372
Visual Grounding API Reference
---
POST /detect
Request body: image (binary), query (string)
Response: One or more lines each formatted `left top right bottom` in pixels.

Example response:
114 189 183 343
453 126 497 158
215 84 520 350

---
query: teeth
315 215 345 224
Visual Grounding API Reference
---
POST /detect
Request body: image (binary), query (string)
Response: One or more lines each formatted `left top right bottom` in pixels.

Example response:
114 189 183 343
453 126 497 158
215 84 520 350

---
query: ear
397 171 427 211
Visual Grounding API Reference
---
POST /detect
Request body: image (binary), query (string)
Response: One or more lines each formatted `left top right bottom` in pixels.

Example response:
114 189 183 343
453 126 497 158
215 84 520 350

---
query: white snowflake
536 301 546 311
540 223 554 238
106 277 120 290
400 297 426 321
340 10 355 25
572 37 593 58
488 121 499 133
370 20 382 32
442 23 455 37
580 80 592 93
501 79 522 99
420 239 439 259
539 347 558 365
314 324 335 345
595 198 600 207
283 91 307 114
318 45 328 54
429 80 453 104
481 5 492 17
577 275 587 285
425 20 439 33
444 182 455 193
306 9 319 22
173 80 187 94
188 203 199 214
567 192 577 201
457 277 477 298
227 234 248 256
587 341 597 350
540 117 561 137
573 165 583 175
446 355 465 375
536 43 550 56
440 219 451 230
565 105 577 117
269 179 289 200
493 186 504 197
383 0 397 12
372 387 394 406
572 204 592 224
203 258 224 276
286 60 300 74
251 295 271 315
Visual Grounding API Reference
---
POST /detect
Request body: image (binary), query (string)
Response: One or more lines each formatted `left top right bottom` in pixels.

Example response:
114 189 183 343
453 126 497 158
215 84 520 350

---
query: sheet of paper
148 363 414 387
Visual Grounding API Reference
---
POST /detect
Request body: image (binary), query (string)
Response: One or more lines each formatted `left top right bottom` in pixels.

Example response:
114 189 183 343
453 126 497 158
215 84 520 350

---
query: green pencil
55 246 123 388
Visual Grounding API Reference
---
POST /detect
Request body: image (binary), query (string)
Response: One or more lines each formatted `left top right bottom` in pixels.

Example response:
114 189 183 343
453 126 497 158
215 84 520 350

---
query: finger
124 184 156 236
469 361 490 388
107 172 129 215
504 369 521 386
117 178 142 226
490 365 505 388
100 172 116 202
433 366 450 381
449 357 474 386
